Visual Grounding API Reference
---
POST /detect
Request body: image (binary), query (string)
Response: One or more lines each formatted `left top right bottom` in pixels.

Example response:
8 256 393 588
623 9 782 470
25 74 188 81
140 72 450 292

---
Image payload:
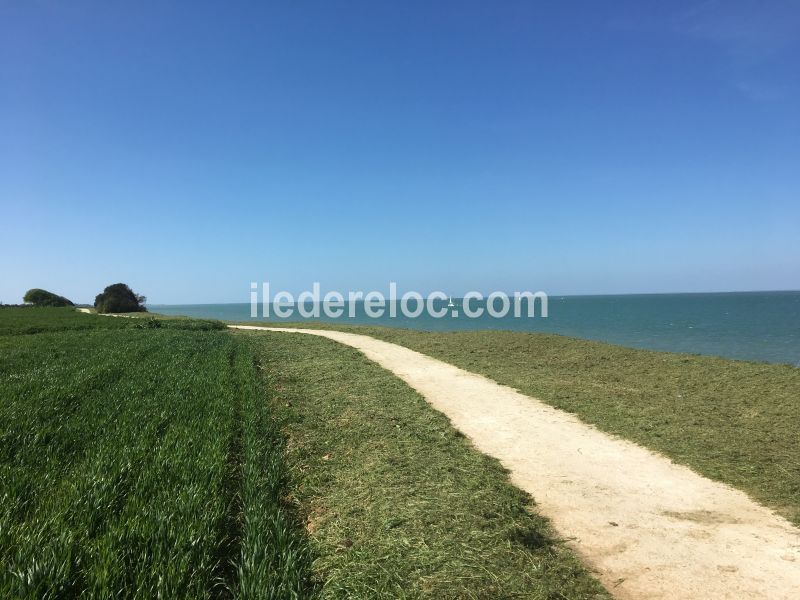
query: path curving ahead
231 325 800 599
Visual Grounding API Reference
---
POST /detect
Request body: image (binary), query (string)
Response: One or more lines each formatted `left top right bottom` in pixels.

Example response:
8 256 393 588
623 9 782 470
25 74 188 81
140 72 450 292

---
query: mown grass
0 308 312 598
252 322 800 526
240 330 609 599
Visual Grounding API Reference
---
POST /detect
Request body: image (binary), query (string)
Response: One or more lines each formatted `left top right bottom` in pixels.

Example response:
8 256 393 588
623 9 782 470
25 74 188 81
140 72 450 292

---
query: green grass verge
240 330 609 599
0 309 312 598
246 321 800 527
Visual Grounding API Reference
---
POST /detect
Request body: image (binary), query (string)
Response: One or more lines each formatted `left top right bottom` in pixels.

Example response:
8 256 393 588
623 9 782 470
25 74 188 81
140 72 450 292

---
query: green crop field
0 309 311 599
0 306 132 335
1 308 609 599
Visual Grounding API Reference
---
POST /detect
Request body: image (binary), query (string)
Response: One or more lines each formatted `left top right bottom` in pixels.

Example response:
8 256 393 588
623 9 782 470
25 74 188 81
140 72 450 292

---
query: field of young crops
0 308 311 598
2 308 615 598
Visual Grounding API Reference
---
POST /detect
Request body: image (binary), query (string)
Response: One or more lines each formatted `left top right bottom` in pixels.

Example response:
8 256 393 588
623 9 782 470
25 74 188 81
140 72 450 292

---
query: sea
150 291 800 366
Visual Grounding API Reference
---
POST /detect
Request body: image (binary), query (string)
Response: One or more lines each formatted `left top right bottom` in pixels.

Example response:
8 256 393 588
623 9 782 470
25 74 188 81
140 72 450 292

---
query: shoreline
146 290 800 366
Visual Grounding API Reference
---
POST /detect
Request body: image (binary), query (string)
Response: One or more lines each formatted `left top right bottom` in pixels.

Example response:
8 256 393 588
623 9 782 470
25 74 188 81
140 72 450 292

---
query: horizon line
144 288 800 306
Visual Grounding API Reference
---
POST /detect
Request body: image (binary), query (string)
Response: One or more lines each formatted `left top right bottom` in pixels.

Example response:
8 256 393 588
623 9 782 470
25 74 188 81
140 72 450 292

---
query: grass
0 306 225 335
11 305 790 595
0 308 312 598
3 307 611 598
0 306 132 335
247 321 800 526
240 330 609 599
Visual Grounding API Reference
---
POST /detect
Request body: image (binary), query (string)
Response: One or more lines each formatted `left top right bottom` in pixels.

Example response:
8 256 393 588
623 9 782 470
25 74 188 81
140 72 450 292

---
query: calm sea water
150 291 800 366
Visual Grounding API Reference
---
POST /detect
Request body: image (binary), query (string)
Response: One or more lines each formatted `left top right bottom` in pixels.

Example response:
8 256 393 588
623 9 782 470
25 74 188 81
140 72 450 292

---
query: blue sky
1 1 798 304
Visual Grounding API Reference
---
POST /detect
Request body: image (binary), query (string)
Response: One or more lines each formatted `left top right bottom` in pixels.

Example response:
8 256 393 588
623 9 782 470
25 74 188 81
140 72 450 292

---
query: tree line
22 283 147 313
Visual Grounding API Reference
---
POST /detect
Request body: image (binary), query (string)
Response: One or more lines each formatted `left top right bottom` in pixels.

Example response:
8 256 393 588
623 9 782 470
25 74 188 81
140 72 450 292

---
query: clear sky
1 1 798 304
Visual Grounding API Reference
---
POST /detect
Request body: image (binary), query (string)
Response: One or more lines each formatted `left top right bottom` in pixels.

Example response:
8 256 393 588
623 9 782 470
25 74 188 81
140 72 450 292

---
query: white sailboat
448 296 455 308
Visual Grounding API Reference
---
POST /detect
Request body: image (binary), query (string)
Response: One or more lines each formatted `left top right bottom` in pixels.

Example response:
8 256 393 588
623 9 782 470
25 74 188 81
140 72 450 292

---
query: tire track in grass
212 345 245 599
237 350 316 600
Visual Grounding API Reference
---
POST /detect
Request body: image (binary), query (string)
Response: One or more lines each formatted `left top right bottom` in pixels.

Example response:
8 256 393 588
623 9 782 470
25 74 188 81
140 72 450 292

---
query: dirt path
231 325 800 599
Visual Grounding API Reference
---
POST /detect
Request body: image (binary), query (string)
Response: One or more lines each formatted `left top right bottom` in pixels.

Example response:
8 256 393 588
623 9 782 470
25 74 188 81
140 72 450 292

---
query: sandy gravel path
231 325 800 599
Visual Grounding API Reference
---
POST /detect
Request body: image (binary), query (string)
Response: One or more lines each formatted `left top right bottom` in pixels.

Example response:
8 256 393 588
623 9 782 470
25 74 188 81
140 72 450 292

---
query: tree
94 283 147 313
23 288 74 307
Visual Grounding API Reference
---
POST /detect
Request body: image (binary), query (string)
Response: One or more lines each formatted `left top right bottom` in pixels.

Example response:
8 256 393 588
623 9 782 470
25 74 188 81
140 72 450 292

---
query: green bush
22 288 73 307
94 283 147 314
133 318 226 331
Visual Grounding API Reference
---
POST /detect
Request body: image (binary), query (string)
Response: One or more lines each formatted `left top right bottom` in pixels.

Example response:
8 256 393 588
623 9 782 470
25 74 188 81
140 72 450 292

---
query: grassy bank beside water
239 329 608 599
10 306 796 596
240 321 800 527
